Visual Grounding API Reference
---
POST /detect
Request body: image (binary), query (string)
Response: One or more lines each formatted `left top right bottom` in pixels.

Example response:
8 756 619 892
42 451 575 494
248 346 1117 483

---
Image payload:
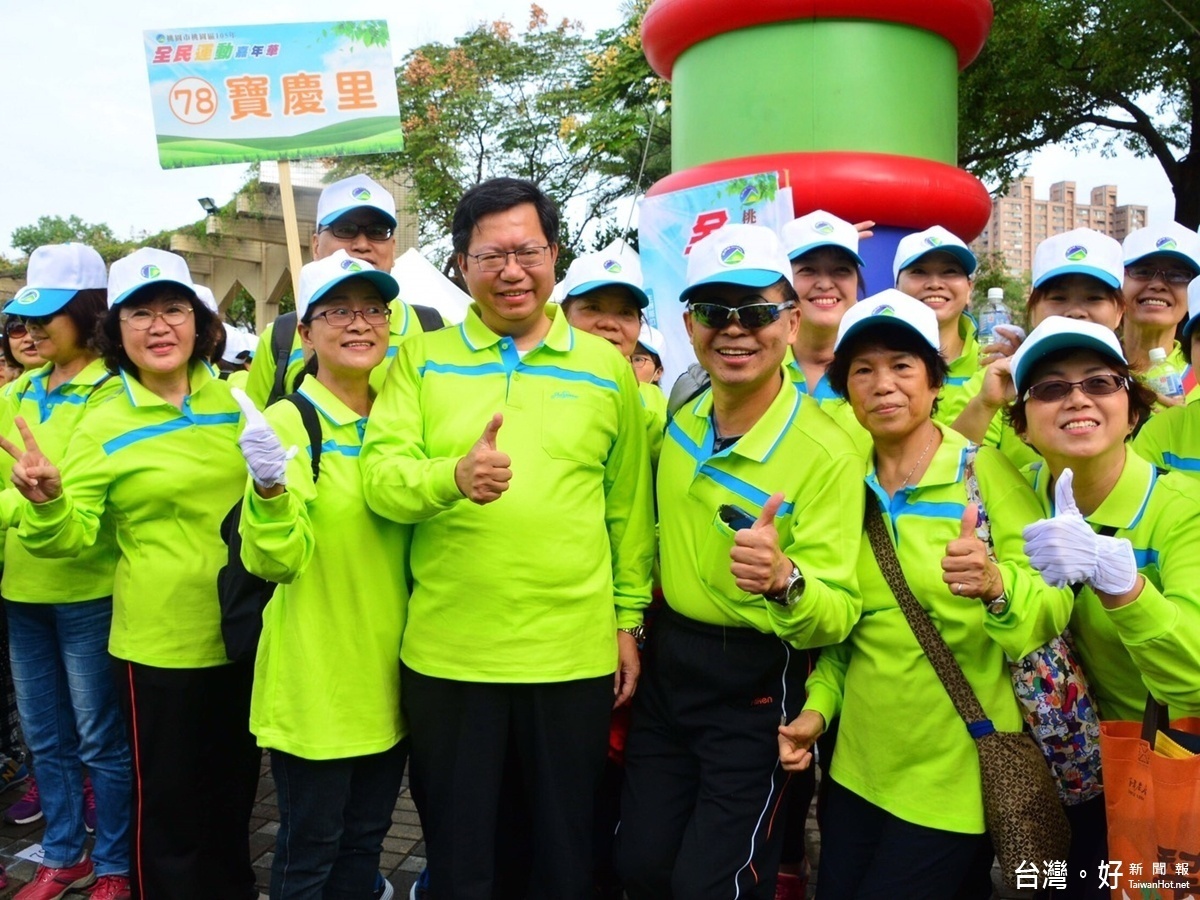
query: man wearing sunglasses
244 174 443 409
617 224 863 899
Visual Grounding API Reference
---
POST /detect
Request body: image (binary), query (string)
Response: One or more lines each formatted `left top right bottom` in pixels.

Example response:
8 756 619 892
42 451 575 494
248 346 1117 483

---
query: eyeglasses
120 305 194 330
5 321 29 337
1125 266 1195 285
309 306 391 328
318 222 394 242
688 300 794 330
6 315 55 336
630 354 655 367
1024 373 1129 402
465 246 550 273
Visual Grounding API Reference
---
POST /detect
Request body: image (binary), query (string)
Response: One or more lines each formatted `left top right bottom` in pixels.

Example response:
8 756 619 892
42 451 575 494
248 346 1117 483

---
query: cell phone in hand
718 503 756 531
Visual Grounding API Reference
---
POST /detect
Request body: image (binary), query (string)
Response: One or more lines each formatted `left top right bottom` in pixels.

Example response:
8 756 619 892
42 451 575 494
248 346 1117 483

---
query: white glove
231 388 296 489
1022 468 1138 594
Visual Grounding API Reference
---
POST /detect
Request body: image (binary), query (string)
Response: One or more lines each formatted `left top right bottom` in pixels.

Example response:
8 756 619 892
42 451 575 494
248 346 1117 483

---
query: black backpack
217 393 323 662
267 304 443 406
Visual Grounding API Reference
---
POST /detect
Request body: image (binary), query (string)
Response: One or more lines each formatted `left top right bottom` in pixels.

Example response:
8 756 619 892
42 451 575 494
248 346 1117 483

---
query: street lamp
198 197 219 216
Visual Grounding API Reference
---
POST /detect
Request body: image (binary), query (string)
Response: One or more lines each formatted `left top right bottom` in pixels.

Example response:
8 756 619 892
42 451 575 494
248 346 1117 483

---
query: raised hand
0 417 63 503
730 492 790 596
232 388 295 489
455 414 512 505
941 503 1002 601
980 322 1026 364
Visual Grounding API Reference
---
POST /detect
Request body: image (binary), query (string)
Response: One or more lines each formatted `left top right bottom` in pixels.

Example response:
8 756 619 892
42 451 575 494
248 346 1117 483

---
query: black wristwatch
765 564 805 608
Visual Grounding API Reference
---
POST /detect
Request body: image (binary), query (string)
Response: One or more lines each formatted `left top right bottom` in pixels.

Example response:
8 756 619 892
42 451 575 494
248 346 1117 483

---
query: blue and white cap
893 225 977 282
297 250 399 321
1033 228 1123 289
1010 316 1127 394
1184 276 1200 341
5 243 107 317
834 288 940 353
781 210 863 265
316 174 397 229
108 248 198 308
636 321 665 358
1122 222 1200 273
559 244 650 309
681 224 793 302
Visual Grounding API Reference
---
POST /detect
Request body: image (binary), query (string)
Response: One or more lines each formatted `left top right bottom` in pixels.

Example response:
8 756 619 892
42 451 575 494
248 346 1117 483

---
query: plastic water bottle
977 288 1011 359
1145 347 1184 399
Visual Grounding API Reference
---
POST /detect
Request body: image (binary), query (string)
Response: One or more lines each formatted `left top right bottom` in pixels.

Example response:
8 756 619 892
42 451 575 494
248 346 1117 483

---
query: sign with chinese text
639 173 793 392
143 21 403 169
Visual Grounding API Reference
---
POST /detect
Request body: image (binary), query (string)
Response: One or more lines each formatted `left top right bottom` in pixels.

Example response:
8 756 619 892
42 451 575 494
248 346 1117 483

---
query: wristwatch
984 591 1009 616
765 564 806 608
618 625 647 642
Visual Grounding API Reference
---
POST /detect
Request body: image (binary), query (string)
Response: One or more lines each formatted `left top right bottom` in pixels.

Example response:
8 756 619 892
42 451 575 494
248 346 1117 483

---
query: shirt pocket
540 388 615 467
698 509 755 604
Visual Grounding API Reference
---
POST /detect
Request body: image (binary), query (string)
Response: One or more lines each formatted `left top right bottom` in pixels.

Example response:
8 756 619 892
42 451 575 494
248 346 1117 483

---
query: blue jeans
270 740 408 900
6 597 131 875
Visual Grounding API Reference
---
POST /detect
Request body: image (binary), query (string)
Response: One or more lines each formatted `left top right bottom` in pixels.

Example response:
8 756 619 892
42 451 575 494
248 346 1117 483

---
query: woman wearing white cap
1134 276 1200 474
233 251 409 900
778 291 1070 897
2 247 261 899
1009 316 1200 895
951 228 1128 468
0 243 131 900
1120 223 1200 404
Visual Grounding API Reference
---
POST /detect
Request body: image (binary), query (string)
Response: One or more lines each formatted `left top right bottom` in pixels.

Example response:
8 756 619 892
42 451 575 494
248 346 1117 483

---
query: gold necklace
901 429 937 487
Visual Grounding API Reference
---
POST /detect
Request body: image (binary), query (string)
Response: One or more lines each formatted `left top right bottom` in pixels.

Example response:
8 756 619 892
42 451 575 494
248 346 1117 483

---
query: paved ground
0 757 1029 899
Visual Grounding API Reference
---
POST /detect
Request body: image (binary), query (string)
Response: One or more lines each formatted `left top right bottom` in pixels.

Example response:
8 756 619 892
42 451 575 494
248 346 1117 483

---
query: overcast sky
0 2 1179 259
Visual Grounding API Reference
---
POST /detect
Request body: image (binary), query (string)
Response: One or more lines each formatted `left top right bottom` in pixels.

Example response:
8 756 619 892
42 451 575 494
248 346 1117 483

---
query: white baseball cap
1010 316 1127 394
192 284 219 313
681 224 793 302
316 174 397 229
636 322 664 358
1122 222 1200 273
297 250 399 322
892 225 977 282
781 210 864 266
220 323 255 364
108 248 198 308
834 289 940 353
5 243 107 316
1184 276 1200 340
1032 228 1123 289
559 247 650 309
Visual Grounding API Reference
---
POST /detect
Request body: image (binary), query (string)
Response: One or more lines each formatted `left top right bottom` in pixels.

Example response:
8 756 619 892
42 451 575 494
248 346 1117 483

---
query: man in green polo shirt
616 223 864 900
360 177 654 899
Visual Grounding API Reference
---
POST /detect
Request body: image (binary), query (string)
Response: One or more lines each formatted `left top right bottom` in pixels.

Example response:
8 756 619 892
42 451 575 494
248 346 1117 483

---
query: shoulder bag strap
412 304 444 332
269 312 298 406
863 498 994 733
280 393 322 483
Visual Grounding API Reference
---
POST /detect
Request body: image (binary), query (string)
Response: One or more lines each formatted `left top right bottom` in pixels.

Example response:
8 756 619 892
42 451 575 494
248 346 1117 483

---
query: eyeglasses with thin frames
119 305 194 331
465 246 550 273
1023 373 1129 403
309 306 391 328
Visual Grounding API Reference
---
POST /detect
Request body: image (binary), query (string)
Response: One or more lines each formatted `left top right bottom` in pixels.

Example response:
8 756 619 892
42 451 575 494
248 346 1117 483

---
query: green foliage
332 2 671 267
10 215 139 263
327 21 391 49
959 0 1198 225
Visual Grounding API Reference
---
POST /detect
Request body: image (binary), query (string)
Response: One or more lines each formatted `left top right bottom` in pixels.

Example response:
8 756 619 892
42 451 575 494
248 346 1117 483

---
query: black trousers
616 606 804 900
113 657 259 900
818 777 990 900
401 665 612 900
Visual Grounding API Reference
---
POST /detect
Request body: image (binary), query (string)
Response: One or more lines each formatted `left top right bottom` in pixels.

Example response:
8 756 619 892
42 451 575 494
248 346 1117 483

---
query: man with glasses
361 177 654 899
617 224 863 900
244 173 443 409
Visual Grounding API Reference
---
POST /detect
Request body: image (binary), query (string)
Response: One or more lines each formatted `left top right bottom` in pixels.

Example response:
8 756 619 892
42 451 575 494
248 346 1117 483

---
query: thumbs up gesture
455 413 512 504
730 492 792 596
1022 468 1138 594
232 388 296 489
941 503 1003 601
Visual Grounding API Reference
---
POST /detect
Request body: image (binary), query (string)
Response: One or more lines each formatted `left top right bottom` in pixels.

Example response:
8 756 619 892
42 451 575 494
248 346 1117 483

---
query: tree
336 3 671 269
959 0 1199 227
10 215 138 262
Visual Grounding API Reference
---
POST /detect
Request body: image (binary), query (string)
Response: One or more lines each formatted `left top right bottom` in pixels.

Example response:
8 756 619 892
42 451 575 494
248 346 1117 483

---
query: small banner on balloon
143 21 403 169
639 172 793 392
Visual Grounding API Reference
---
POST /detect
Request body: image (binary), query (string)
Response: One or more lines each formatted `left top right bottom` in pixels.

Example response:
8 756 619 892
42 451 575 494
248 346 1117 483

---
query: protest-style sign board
639 173 794 394
143 21 404 297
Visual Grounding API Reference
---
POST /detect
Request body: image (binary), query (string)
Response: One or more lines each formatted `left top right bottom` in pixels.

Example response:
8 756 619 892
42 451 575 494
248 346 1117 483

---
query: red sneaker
14 855 95 900
89 875 132 900
774 869 809 900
